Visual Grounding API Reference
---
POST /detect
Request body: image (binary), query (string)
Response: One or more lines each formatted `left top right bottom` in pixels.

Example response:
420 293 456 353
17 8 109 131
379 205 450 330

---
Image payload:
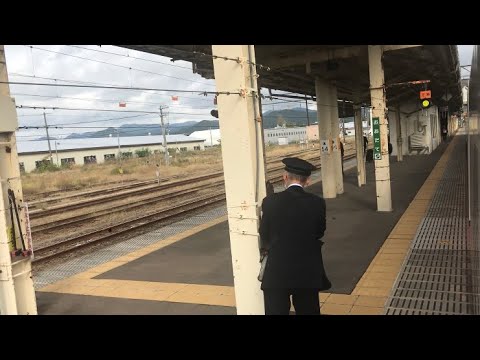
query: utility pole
117 129 121 158
305 94 310 126
43 112 53 163
159 106 169 165
209 127 213 146
54 141 59 166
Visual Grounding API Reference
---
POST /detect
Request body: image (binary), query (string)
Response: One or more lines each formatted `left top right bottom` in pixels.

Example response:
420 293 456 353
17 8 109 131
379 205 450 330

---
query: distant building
306 124 319 141
17 134 205 173
189 129 221 147
264 126 307 145
307 119 371 140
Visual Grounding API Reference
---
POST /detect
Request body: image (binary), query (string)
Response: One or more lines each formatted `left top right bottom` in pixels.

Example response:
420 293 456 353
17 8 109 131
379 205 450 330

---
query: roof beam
267 45 423 69
383 45 422 51
268 46 365 69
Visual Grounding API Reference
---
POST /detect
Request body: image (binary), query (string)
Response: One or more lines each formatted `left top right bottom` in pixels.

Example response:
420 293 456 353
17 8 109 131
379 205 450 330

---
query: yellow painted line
348 136 458 314
38 215 228 292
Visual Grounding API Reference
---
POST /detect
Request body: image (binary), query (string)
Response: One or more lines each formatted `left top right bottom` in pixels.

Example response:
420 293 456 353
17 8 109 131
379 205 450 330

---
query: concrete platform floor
36 140 453 314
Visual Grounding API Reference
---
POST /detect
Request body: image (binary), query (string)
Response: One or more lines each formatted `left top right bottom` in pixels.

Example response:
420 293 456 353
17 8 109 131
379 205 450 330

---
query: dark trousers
263 289 321 315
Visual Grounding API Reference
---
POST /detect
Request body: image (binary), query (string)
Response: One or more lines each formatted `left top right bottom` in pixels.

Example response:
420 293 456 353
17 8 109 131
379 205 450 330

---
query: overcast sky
5 45 474 141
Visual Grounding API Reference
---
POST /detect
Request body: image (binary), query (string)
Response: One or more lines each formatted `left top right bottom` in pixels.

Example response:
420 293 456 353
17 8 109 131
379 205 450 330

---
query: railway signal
420 90 432 109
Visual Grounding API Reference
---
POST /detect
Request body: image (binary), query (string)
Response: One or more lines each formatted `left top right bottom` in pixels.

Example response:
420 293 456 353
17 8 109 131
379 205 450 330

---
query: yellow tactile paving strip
37 147 455 314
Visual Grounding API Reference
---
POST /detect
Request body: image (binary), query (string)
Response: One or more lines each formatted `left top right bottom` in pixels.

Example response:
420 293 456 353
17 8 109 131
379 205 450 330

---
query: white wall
19 141 204 173
189 129 221 147
264 127 307 145
389 102 441 157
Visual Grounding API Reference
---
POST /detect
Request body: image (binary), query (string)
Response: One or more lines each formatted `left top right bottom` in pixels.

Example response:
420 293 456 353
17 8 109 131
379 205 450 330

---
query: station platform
34 133 472 315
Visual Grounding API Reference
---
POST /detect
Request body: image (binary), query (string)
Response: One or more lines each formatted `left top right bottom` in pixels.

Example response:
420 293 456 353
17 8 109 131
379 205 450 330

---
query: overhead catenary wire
2 81 236 96
12 47 366 121
9 74 215 103
15 105 218 117
16 47 411 111
15 104 333 121
8 78 349 109
25 45 215 87
66 45 193 71
11 92 216 109
192 50 272 72
161 47 414 108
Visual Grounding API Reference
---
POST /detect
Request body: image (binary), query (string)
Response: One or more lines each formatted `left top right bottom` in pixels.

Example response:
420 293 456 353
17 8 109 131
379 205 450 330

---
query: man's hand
260 248 268 260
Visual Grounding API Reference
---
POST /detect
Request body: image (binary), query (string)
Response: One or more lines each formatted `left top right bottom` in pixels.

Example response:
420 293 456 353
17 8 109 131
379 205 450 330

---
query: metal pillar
368 45 392 212
305 95 310 126
330 84 343 194
315 78 336 198
0 45 37 315
42 113 53 163
396 108 403 161
211 45 266 315
354 102 366 186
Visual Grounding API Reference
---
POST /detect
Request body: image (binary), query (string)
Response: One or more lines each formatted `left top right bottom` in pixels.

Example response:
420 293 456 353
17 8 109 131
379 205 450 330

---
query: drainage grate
385 137 480 315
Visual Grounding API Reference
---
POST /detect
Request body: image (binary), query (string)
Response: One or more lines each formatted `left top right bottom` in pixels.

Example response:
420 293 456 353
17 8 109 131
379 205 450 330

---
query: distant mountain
263 108 316 128
37 136 59 141
177 120 219 135
262 108 354 129
61 108 356 139
65 121 215 139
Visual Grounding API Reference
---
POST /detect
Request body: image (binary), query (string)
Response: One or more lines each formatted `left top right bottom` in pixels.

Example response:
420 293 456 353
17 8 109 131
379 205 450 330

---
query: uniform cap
282 157 316 177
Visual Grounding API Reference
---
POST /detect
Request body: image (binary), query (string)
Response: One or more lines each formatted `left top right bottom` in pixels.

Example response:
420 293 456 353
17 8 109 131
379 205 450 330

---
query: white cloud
458 45 474 79
5 45 218 140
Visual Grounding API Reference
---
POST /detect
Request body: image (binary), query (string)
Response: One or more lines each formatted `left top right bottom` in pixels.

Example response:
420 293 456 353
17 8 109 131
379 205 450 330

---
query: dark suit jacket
259 185 331 290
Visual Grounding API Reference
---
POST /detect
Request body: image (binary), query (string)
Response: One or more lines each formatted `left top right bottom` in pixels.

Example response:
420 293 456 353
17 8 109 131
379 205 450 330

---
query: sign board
420 90 431 99
372 117 382 160
321 139 329 154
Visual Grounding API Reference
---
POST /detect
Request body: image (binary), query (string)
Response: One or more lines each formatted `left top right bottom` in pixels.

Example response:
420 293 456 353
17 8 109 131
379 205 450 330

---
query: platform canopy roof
120 45 463 114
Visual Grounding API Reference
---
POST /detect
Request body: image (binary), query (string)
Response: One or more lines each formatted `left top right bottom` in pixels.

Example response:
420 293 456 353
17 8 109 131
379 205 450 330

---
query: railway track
27 147 320 207
31 181 220 234
30 154 323 219
28 172 222 218
31 152 354 234
32 191 226 264
31 153 356 264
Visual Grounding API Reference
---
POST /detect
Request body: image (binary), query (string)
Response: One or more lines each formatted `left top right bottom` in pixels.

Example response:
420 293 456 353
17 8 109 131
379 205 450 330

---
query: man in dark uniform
259 157 331 315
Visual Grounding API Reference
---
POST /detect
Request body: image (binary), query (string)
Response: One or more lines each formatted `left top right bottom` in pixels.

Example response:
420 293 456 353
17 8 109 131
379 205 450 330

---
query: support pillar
315 78 336 198
0 45 37 315
211 45 266 315
330 84 343 194
354 102 366 186
396 108 403 161
368 45 392 212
